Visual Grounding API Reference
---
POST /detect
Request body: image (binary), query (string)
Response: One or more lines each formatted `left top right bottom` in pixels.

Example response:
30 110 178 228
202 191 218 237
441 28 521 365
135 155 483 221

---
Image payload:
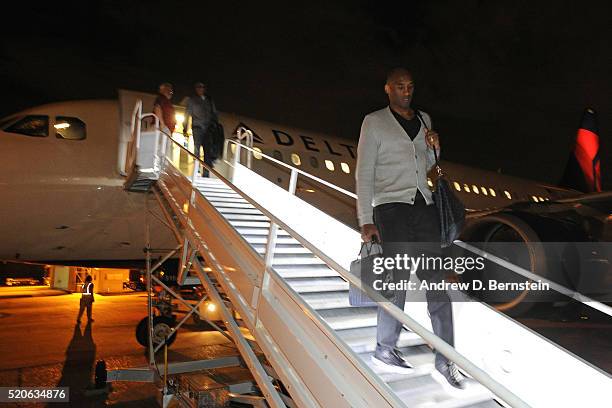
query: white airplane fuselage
0 92 579 263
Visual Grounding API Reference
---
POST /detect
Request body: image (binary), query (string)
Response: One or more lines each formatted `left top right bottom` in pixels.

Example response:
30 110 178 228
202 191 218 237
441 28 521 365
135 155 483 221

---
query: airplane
0 89 596 267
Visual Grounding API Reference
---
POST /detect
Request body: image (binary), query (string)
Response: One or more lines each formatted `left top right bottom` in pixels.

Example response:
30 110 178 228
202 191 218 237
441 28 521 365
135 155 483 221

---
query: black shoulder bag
416 110 466 247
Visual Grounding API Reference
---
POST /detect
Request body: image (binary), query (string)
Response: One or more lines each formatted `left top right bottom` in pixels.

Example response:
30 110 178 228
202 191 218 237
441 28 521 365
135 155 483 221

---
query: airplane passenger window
325 160 335 171
489 188 496 197
273 150 283 161
472 185 479 194
427 179 433 188
55 116 86 140
340 162 350 174
4 115 48 137
291 153 301 166
453 182 461 191
504 190 512 199
252 147 263 160
310 156 319 168
463 183 470 193
481 186 488 196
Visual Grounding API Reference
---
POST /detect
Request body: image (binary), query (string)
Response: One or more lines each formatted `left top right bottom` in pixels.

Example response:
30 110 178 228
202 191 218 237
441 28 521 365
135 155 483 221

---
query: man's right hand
361 224 380 243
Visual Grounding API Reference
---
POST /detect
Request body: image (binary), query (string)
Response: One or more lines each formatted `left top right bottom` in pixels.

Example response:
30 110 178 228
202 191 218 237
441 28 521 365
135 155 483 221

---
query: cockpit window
0 116 19 129
55 116 86 140
3 115 49 137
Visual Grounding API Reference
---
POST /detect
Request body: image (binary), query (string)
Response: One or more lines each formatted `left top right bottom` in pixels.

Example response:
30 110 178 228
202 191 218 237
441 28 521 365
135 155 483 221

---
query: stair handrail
151 122 530 408
226 138 357 199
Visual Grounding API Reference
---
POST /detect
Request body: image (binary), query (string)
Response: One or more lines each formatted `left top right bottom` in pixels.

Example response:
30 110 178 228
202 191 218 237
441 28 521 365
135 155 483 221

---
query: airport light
207 302 217 312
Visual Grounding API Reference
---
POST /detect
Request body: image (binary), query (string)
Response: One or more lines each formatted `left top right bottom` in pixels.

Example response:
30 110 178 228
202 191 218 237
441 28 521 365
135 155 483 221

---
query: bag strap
414 109 440 165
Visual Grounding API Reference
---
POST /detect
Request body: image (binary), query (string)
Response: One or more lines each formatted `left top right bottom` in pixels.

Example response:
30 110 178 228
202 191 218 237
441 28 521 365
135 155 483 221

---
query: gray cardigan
356 106 437 226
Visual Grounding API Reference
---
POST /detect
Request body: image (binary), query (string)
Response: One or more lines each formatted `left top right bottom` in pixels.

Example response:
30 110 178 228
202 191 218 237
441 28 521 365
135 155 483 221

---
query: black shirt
391 108 421 140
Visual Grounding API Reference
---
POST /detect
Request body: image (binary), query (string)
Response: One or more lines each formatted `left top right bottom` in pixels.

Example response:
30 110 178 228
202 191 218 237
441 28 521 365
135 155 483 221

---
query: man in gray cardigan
356 68 465 389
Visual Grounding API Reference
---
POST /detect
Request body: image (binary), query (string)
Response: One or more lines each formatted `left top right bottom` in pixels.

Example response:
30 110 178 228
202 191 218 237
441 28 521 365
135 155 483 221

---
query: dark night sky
1 1 611 188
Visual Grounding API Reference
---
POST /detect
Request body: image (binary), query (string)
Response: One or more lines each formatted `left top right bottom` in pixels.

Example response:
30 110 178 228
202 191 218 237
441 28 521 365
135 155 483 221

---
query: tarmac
0 286 243 407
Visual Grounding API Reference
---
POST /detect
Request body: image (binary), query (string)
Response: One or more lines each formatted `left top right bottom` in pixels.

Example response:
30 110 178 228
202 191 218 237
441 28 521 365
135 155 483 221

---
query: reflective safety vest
82 282 93 296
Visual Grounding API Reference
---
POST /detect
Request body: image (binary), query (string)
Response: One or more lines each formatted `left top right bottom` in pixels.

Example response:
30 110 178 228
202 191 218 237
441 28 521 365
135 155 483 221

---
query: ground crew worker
77 275 95 323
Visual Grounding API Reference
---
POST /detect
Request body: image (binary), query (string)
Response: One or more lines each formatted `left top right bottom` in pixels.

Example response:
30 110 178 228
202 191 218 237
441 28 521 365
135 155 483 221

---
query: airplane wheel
135 316 177 348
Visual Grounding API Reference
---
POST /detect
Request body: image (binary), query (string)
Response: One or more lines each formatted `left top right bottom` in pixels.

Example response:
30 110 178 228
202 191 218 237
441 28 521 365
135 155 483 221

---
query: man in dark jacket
77 275 94 323
183 82 218 177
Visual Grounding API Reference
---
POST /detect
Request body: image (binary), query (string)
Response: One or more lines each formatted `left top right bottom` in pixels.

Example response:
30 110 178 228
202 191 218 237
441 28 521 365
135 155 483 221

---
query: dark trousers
374 192 454 368
193 126 214 176
77 297 93 321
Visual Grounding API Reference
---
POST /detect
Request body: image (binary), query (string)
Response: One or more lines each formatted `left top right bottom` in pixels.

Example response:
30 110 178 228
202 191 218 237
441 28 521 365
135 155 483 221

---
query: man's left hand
425 129 440 150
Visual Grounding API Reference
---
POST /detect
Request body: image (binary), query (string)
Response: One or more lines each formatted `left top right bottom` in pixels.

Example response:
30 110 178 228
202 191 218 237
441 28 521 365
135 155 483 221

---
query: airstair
121 100 612 408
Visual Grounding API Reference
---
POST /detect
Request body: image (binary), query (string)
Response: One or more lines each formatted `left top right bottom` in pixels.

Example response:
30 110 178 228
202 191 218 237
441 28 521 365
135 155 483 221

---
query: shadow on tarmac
55 322 96 406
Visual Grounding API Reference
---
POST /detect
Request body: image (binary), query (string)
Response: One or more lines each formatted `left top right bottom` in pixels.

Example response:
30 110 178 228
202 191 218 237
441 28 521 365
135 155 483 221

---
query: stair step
203 191 244 199
454 398 500 408
285 277 349 293
359 345 436 385
237 228 291 236
223 214 270 222
357 346 494 407
424 394 499 408
212 202 257 209
193 179 234 191
244 236 301 245
336 326 427 353
253 246 311 255
301 291 350 309
196 187 235 194
229 220 271 228
217 207 264 216
318 306 378 330
208 197 250 204
272 256 326 266
193 178 225 185
274 265 339 279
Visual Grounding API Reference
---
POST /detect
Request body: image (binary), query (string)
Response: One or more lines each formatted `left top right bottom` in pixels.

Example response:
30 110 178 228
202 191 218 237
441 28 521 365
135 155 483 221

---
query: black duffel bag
415 111 466 247
429 146 465 247
206 120 225 162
